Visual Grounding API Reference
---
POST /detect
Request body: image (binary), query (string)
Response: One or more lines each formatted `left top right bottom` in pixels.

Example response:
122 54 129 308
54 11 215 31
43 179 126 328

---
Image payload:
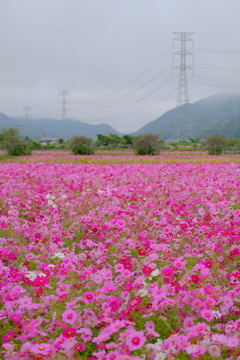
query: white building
39 137 59 145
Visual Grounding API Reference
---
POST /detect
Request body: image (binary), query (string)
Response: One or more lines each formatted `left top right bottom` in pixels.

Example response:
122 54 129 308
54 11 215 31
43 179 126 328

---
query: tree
1 127 32 156
204 135 226 155
133 134 165 155
69 136 94 155
122 135 136 147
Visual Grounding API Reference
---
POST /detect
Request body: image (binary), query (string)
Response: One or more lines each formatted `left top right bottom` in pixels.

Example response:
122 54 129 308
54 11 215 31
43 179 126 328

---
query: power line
81 60 175 113
71 47 173 104
71 74 177 121
193 75 240 89
194 61 240 73
107 86 178 123
71 84 178 125
193 46 240 54
31 101 58 117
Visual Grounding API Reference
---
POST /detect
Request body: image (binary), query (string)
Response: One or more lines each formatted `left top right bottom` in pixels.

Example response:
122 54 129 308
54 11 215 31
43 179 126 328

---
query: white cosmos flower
38 272 47 277
154 352 166 360
48 200 54 205
152 269 160 277
46 194 51 199
53 252 65 259
155 338 164 351
137 289 148 297
52 204 57 208
25 271 37 281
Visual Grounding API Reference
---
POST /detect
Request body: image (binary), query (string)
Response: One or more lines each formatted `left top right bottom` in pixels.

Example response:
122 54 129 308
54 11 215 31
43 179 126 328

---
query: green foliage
204 135 226 155
28 141 42 150
1 127 19 138
7 141 31 156
0 127 32 156
70 136 92 148
96 133 137 148
72 144 94 155
69 136 94 155
133 133 165 156
189 137 200 143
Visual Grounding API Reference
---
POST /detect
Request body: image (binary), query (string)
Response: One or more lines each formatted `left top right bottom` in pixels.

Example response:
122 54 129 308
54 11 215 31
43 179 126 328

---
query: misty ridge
0 92 240 141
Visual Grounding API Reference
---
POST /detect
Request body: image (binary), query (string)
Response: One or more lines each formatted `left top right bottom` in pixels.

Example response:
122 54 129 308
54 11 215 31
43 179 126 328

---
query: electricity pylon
173 32 194 140
58 90 70 141
22 107 31 138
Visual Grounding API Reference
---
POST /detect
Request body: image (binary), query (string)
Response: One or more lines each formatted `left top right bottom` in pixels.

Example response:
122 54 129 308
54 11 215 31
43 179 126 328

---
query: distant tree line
1 127 240 156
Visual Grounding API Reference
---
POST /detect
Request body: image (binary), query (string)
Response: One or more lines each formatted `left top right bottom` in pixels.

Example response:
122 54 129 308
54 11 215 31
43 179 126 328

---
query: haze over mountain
0 92 240 141
0 116 124 141
132 92 240 139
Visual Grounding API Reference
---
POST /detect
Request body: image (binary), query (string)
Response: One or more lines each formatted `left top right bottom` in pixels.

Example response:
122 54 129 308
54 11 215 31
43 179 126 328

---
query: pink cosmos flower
31 343 53 356
78 327 93 342
62 327 77 338
56 283 71 296
75 343 85 351
83 291 95 302
142 265 153 275
173 258 186 269
91 273 103 284
225 335 239 347
62 309 77 325
105 350 121 360
33 275 49 287
109 320 125 333
10 312 22 322
200 309 214 322
222 295 233 308
2 331 16 343
20 341 33 353
126 330 146 351
208 345 221 357
18 295 33 308
183 317 194 329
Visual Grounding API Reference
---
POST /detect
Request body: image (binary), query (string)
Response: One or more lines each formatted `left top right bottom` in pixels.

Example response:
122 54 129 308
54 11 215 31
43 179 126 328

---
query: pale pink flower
200 309 214 322
208 345 221 357
126 330 146 351
226 335 239 347
62 309 77 325
31 343 53 356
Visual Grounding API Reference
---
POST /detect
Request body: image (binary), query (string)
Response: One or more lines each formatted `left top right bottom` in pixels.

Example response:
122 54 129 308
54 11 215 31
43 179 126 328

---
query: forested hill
132 92 240 139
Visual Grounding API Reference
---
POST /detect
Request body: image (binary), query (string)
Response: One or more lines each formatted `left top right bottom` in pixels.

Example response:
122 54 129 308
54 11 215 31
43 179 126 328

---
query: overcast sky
1 0 240 133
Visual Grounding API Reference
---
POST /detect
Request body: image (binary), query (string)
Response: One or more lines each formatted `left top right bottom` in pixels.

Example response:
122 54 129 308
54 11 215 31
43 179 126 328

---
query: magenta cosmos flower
126 330 146 351
83 291 95 302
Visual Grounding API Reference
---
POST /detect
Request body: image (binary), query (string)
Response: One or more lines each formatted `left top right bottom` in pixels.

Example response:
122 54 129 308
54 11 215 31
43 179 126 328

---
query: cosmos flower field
0 153 239 359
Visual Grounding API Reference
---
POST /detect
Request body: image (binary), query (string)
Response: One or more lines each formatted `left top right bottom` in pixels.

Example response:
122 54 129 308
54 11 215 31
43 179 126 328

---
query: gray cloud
0 0 240 132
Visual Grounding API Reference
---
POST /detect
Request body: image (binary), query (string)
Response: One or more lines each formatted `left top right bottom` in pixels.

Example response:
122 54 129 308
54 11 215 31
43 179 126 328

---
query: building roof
39 137 59 141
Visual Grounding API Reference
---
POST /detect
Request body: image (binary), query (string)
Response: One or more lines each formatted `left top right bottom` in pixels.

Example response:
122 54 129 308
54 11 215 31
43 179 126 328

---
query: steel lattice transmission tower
22 107 31 138
58 90 70 141
173 32 194 140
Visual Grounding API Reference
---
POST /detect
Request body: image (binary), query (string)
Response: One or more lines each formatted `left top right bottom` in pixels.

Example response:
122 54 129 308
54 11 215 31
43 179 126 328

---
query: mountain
132 92 240 139
11 118 124 141
0 112 18 129
1 92 240 141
